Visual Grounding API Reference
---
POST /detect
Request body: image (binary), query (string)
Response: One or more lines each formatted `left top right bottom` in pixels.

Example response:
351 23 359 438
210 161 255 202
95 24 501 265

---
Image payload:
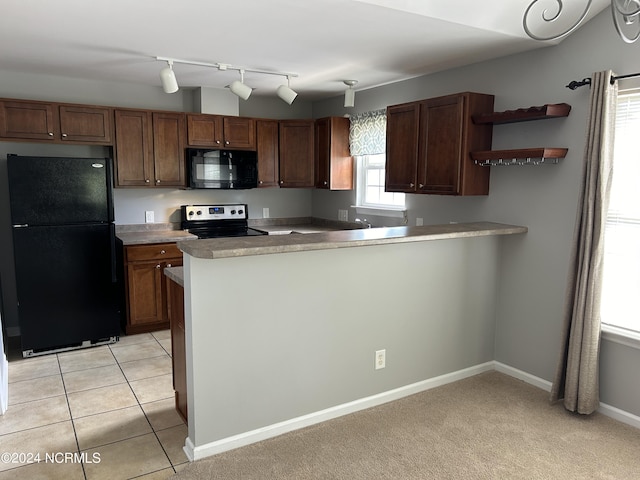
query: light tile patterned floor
0 330 187 480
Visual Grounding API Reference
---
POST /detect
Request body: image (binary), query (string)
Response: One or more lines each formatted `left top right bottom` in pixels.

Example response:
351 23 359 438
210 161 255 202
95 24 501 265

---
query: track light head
229 70 252 100
277 76 297 105
159 61 179 94
343 80 358 108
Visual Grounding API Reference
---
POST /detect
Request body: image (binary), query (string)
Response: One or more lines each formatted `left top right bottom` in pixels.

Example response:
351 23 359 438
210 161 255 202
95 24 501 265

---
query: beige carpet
170 372 640 479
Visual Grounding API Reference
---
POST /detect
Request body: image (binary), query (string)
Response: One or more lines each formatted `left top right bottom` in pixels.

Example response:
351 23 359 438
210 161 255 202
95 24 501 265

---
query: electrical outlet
338 209 349 222
375 349 386 370
416 217 424 226
145 211 154 223
263 207 270 218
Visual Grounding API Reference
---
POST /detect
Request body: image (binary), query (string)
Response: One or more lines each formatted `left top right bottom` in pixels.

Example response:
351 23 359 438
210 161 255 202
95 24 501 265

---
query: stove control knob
188 211 194 216
238 209 244 215
230 210 236 215
196 210 202 216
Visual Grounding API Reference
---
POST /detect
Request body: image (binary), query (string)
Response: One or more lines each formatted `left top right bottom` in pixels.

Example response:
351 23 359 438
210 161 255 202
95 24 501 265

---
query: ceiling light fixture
159 60 179 94
523 0 640 43
343 80 358 108
276 76 298 105
229 70 252 100
155 56 298 103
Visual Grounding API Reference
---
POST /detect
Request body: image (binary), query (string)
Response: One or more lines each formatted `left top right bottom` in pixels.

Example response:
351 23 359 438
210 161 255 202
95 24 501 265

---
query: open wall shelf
472 103 571 125
471 148 568 166
470 103 571 166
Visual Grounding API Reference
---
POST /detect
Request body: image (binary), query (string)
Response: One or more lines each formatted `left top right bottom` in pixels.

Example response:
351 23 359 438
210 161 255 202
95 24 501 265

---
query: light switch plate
145 211 154 223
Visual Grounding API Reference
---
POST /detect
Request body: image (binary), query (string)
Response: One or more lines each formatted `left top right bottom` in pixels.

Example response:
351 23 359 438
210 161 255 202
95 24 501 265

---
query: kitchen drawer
125 243 182 262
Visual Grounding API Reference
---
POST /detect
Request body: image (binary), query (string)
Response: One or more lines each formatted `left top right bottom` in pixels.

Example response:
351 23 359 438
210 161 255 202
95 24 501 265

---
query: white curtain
550 70 617 414
349 109 386 156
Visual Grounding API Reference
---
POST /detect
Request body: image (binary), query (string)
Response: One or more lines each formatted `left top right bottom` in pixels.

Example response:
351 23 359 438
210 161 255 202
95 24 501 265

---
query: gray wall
186 236 501 449
311 10 640 417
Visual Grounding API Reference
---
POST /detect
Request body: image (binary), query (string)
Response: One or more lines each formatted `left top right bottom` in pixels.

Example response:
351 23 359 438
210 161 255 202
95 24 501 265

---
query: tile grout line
109 339 180 476
56 351 89 480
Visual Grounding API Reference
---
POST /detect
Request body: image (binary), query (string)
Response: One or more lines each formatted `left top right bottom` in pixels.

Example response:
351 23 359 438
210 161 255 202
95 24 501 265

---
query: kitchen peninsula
174 222 527 461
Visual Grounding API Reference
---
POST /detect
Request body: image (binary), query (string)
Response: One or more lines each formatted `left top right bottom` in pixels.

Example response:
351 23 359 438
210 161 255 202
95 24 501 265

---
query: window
356 154 405 209
601 89 640 336
349 109 405 216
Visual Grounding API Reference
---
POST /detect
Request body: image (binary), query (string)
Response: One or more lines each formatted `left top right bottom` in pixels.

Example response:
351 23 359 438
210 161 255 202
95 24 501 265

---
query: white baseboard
186 361 495 461
598 402 640 429
184 360 640 462
493 361 640 430
493 361 553 392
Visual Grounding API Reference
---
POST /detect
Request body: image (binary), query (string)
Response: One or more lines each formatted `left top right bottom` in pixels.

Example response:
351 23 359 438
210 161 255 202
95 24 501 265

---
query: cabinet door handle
225 141 230 145
145 179 150 183
156 264 161 269
323 181 328 186
216 140 221 144
259 180 263 185
167 263 172 268
61 133 68 138
156 179 160 184
48 132 54 136
280 180 284 185
409 183 415 188
160 250 166 255
419 184 424 189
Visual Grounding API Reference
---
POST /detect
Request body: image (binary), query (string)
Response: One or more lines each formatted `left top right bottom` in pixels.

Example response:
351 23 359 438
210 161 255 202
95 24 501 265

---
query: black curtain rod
566 72 640 90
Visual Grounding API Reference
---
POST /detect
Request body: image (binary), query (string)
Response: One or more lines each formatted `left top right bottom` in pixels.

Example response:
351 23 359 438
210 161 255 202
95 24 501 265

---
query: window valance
349 109 386 156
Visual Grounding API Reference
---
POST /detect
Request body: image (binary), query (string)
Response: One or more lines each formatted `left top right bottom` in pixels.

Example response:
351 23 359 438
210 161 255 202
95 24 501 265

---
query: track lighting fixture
159 60 178 94
343 80 358 108
155 56 298 103
276 76 298 105
229 70 252 100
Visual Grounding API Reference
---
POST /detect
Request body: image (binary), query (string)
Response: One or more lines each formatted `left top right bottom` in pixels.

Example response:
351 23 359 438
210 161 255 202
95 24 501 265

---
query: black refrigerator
7 155 120 357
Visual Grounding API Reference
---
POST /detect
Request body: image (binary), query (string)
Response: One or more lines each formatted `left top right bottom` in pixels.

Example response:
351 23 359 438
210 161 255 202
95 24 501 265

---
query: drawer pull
160 250 166 254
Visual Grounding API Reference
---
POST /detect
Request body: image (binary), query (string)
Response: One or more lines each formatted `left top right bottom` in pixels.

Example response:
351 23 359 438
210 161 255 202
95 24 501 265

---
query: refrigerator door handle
110 224 117 283
105 157 115 223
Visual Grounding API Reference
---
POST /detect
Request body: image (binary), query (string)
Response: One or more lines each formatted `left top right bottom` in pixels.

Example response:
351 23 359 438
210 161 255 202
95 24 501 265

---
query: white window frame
600 84 640 349
353 154 406 218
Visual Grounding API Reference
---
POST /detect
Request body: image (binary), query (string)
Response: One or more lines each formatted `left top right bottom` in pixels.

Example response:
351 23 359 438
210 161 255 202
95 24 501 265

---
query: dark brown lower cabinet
122 243 182 335
167 276 187 424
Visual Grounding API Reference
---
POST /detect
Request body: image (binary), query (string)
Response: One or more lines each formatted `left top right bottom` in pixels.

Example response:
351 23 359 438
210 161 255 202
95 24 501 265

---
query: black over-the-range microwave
186 148 258 189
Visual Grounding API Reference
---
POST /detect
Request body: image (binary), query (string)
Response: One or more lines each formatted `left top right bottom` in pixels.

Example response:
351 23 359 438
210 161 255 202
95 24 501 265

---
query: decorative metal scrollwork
523 0 640 43
612 0 640 43
523 0 593 41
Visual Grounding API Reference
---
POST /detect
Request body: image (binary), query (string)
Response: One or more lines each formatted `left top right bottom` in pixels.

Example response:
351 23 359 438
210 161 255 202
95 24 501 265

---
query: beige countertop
117 229 197 245
252 224 342 235
164 266 184 287
178 222 528 260
116 218 354 245
115 223 197 245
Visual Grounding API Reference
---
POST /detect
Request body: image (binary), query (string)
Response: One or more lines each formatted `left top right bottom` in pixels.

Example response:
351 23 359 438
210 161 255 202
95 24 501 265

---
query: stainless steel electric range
180 204 267 239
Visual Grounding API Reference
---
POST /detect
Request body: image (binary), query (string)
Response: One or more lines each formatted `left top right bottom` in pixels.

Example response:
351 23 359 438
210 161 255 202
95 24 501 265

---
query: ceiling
0 0 609 102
